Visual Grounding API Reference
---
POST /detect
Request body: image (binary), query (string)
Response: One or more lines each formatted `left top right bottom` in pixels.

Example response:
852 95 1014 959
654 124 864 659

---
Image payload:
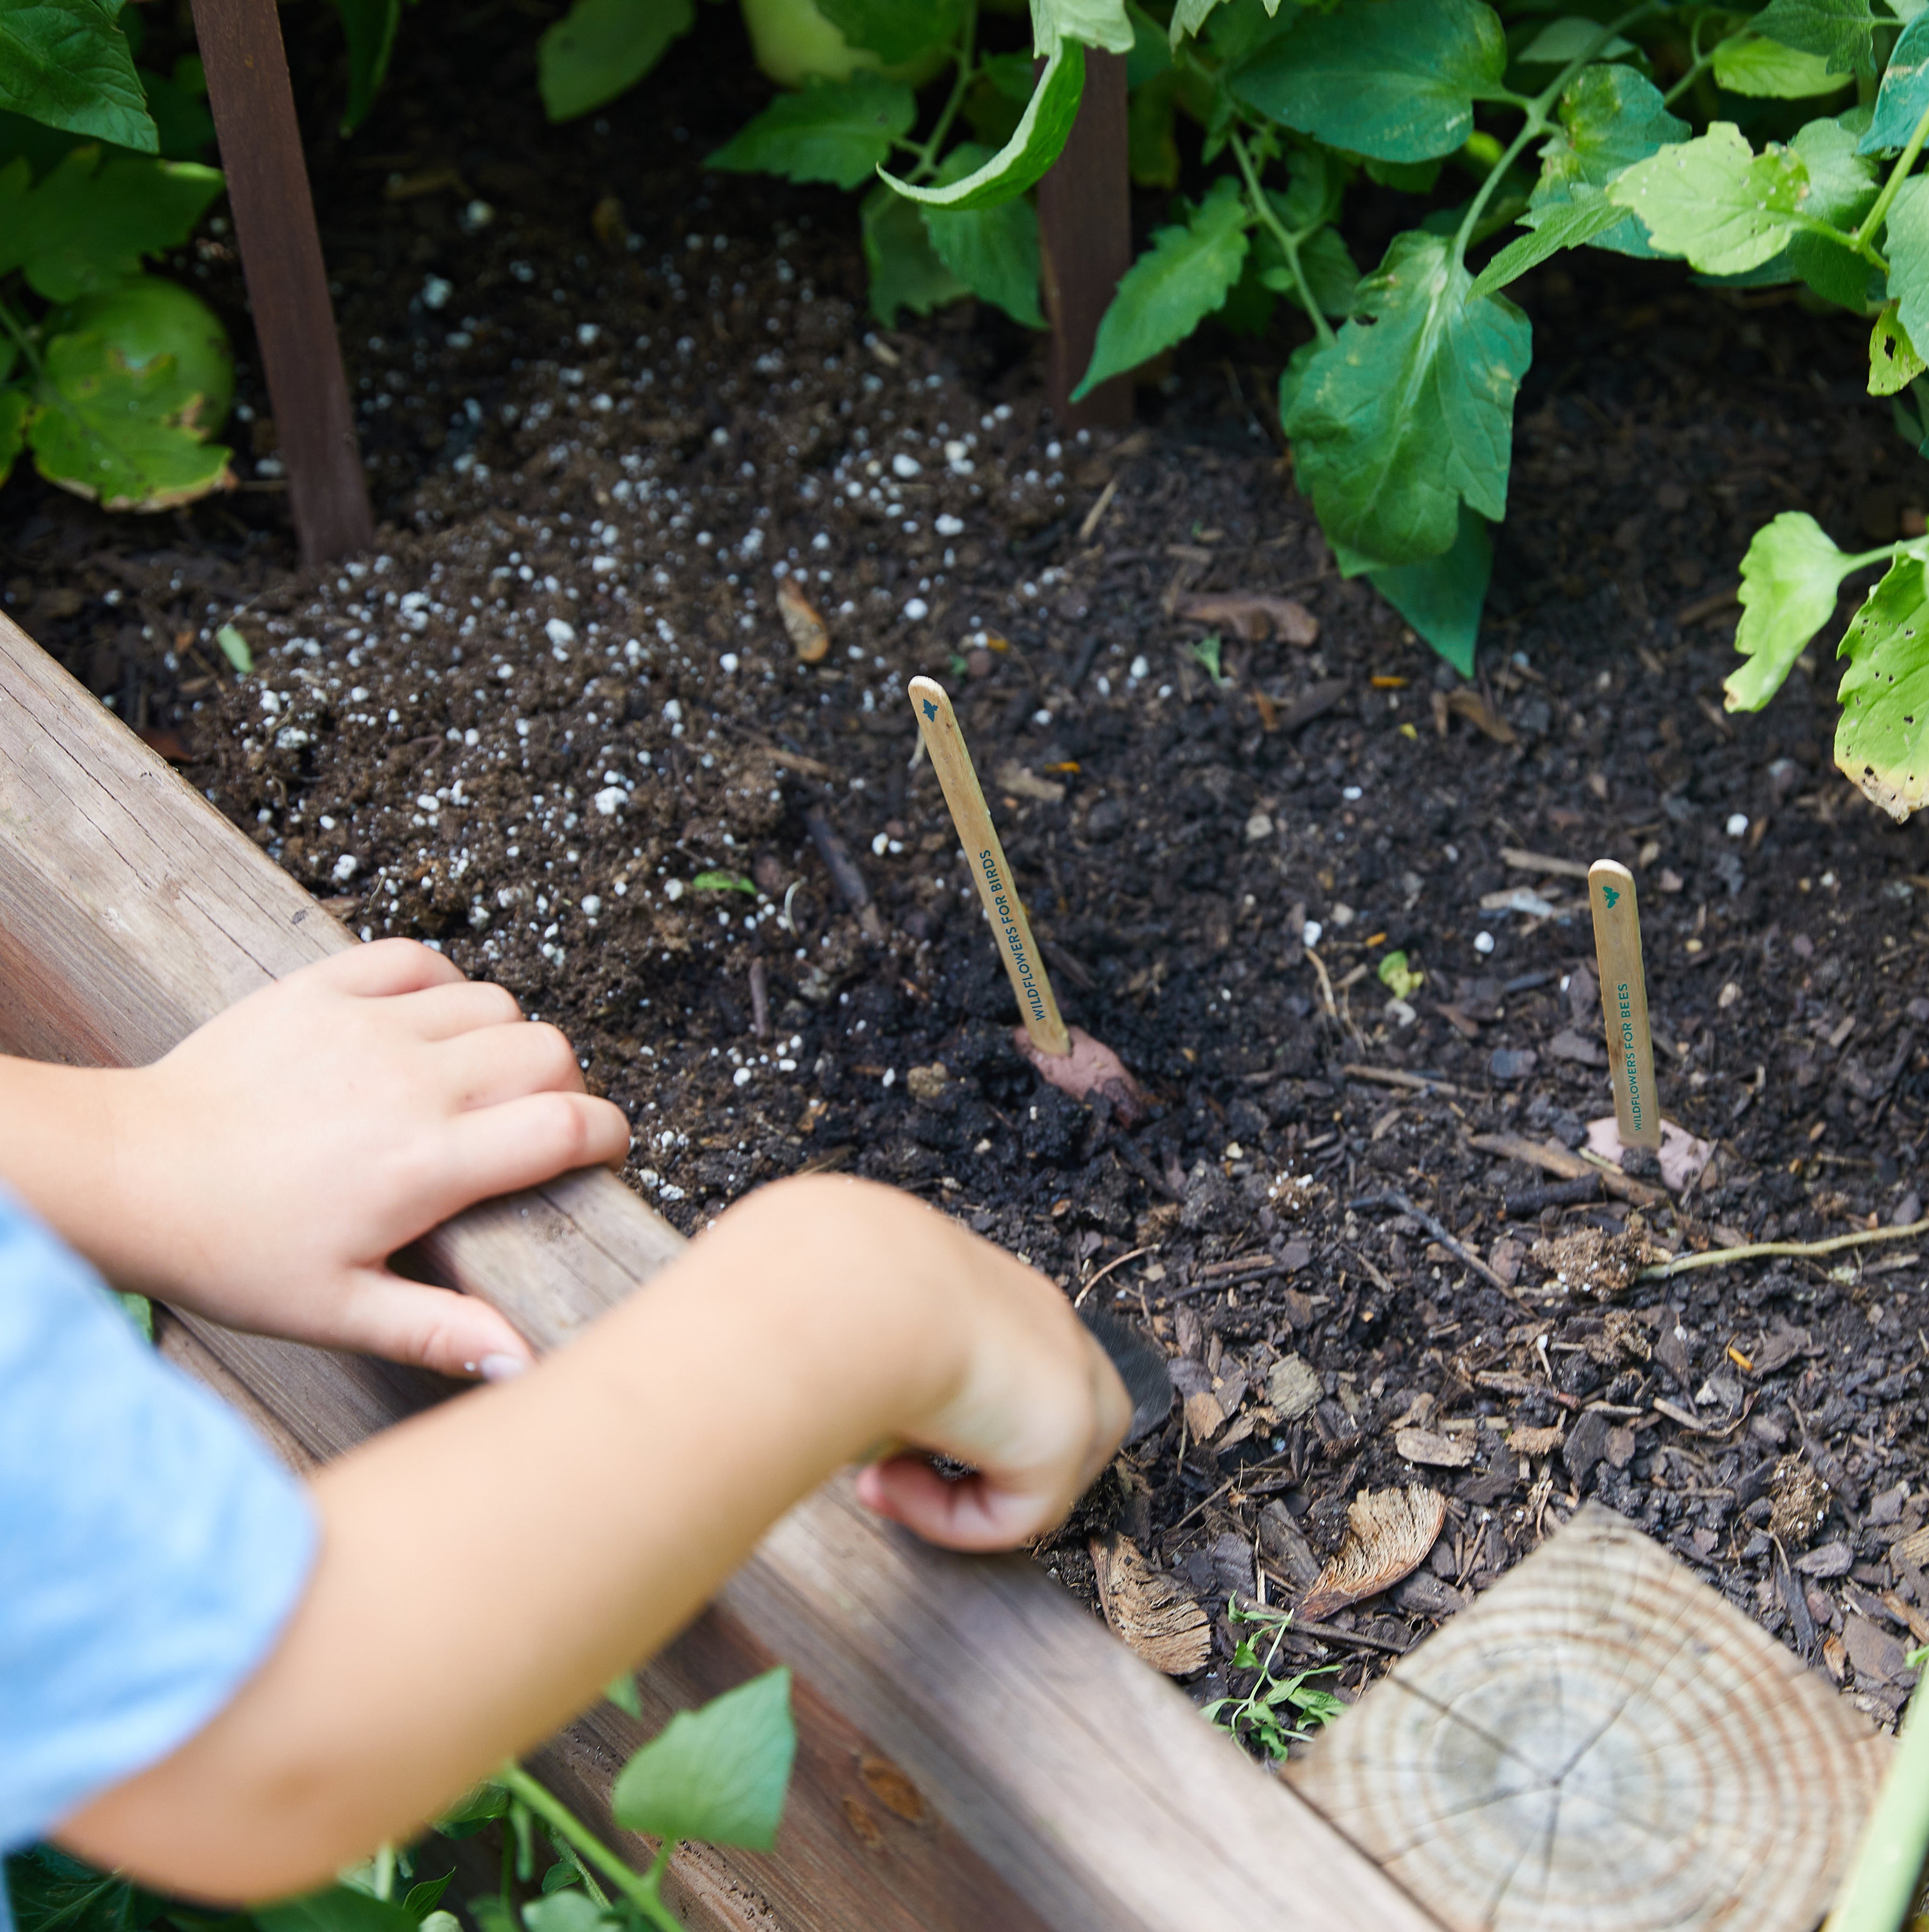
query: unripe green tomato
47 278 235 437
739 0 946 87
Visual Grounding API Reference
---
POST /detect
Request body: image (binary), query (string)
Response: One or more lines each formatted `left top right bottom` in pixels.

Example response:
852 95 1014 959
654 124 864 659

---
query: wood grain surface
1289 1502 1888 1932
1 612 1442 1932
190 0 373 565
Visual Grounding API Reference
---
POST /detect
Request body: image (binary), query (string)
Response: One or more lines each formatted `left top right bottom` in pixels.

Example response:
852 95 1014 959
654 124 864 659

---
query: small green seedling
1375 949 1423 1001
689 870 757 895
1200 1599 1344 1763
1188 633 1231 688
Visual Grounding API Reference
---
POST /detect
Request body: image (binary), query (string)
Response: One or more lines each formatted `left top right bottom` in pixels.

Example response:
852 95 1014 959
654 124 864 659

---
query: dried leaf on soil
1090 1532 1213 1676
776 574 829 662
1173 590 1319 645
1394 1426 1475 1470
1299 1486 1447 1620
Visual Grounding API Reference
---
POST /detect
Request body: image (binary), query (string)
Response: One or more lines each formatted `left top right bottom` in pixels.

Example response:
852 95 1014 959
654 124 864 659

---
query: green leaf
0 384 28 484
400 1877 454 1923
862 181 966 324
818 0 960 63
1260 224 1358 317
1377 949 1423 998
1228 0 1508 164
605 1669 644 1717
114 1289 153 1338
1861 11 1929 151
435 1784 512 1841
1126 68 1179 188
1073 176 1248 399
0 0 154 151
2 1846 166 1932
1528 65 1687 260
1885 175 1929 358
1791 113 1879 223
1031 0 1134 56
1467 195 1627 299
611 1667 797 1853
1189 633 1229 684
1282 229 1531 567
539 0 693 122
1515 17 1633 63
1724 511 1860 711
327 0 400 132
520 1894 607 1932
709 72 915 189
1607 123 1811 275
1125 0 1170 84
215 622 253 671
1872 301 1926 394
1356 504 1493 676
0 146 225 301
1274 144 1345 234
919 144 1046 328
1835 551 1929 819
256 1887 421 1932
27 328 235 510
138 61 215 161
1752 0 1880 81
1712 34 1846 96
690 868 758 893
878 37 1082 209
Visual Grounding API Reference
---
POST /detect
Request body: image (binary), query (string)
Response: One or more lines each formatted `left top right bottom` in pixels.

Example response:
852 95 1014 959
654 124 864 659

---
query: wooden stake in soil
908 676 1070 1057
1588 859 1662 1151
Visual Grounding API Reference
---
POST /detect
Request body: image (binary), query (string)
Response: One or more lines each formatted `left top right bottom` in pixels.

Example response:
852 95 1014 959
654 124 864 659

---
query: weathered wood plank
1289 1502 1888 1932
1 612 1444 1932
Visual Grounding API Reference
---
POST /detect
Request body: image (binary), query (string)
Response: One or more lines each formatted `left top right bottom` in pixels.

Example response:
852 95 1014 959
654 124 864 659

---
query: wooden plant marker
191 0 373 565
1586 860 1713 1191
1288 1502 1888 1932
910 675 1071 1057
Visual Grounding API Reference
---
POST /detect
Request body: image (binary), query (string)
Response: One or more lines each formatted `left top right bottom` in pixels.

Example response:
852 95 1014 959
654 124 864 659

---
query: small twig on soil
1639 1216 1929 1278
1074 1244 1152 1307
1503 1175 1601 1215
1349 1189 1511 1294
1078 474 1119 542
1343 1062 1471 1099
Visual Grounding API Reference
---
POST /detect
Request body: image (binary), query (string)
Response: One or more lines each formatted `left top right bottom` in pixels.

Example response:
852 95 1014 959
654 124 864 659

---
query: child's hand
104 941 629 1377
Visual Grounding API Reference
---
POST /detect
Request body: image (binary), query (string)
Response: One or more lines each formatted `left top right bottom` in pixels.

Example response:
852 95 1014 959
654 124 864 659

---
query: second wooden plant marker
909 676 1144 1120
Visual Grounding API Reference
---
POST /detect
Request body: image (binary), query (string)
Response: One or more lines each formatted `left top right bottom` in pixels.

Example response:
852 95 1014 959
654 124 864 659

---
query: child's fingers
440 1089 633 1201
397 979 525 1042
313 938 465 999
855 1458 1066 1553
333 1267 534 1380
436 1022 586 1110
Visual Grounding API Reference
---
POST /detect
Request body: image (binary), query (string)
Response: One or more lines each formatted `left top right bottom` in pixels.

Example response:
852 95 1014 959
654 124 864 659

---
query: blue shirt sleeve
0 1188 317 1865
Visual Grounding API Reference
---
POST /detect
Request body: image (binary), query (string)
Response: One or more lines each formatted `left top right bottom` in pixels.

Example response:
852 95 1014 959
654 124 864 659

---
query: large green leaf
710 72 915 190
1836 552 1929 819
1074 177 1248 398
1031 0 1134 55
0 146 223 300
1282 228 1531 567
327 0 400 132
27 328 234 510
919 144 1045 328
1608 122 1812 275
1872 301 1927 394
1883 175 1929 357
1467 196 1627 299
1861 11 1929 151
862 182 965 324
1227 0 1507 164
1515 17 1634 63
1713 35 1846 96
0 0 153 151
611 1668 796 1853
256 1887 421 1932
1725 511 1862 711
819 0 960 62
539 0 693 121
1753 0 1880 80
2 1845 166 1932
1347 504 1492 676
1528 65 1687 259
878 36 1082 209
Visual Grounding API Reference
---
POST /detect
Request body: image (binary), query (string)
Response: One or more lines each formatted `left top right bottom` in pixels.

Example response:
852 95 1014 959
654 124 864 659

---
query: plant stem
904 0 978 185
1229 130 1336 350
1639 1214 1929 1279
1853 95 1929 254
0 294 43 380
1822 1677 1929 1932
496 1765 681 1932
1661 16 1721 109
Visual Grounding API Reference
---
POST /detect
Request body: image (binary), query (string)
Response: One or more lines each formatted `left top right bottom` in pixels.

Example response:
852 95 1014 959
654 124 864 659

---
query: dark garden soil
13 2 1929 1746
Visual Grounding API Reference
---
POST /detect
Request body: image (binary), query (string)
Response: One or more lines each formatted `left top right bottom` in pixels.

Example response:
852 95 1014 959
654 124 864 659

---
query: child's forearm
55 1177 970 1900
0 1055 139 1272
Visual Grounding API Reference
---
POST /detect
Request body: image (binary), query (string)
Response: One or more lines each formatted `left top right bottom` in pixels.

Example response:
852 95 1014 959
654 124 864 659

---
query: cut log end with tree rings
1288 1502 1890 1932
1090 1531 1212 1677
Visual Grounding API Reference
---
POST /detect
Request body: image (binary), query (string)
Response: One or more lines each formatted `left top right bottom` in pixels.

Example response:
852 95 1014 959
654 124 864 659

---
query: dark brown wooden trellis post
1037 49 1132 432
190 0 373 566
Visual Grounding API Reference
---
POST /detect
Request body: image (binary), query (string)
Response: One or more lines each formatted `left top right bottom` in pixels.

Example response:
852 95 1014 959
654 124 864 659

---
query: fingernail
480 1352 530 1382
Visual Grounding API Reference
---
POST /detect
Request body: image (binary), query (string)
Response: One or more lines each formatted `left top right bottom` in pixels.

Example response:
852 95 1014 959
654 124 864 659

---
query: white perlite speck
331 855 358 883
593 786 625 817
545 617 577 648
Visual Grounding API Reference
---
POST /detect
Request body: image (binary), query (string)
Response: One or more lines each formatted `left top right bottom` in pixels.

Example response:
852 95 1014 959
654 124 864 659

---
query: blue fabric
0 1189 317 1924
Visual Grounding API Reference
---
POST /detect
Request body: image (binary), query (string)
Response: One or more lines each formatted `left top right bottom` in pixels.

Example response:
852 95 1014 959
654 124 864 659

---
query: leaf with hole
1872 302 1926 396
1074 176 1248 399
610 1667 796 1852
879 36 1083 209
1282 229 1530 568
0 0 153 152
1725 512 1862 712
709 72 916 189
1226 0 1508 164
1835 551 1929 819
